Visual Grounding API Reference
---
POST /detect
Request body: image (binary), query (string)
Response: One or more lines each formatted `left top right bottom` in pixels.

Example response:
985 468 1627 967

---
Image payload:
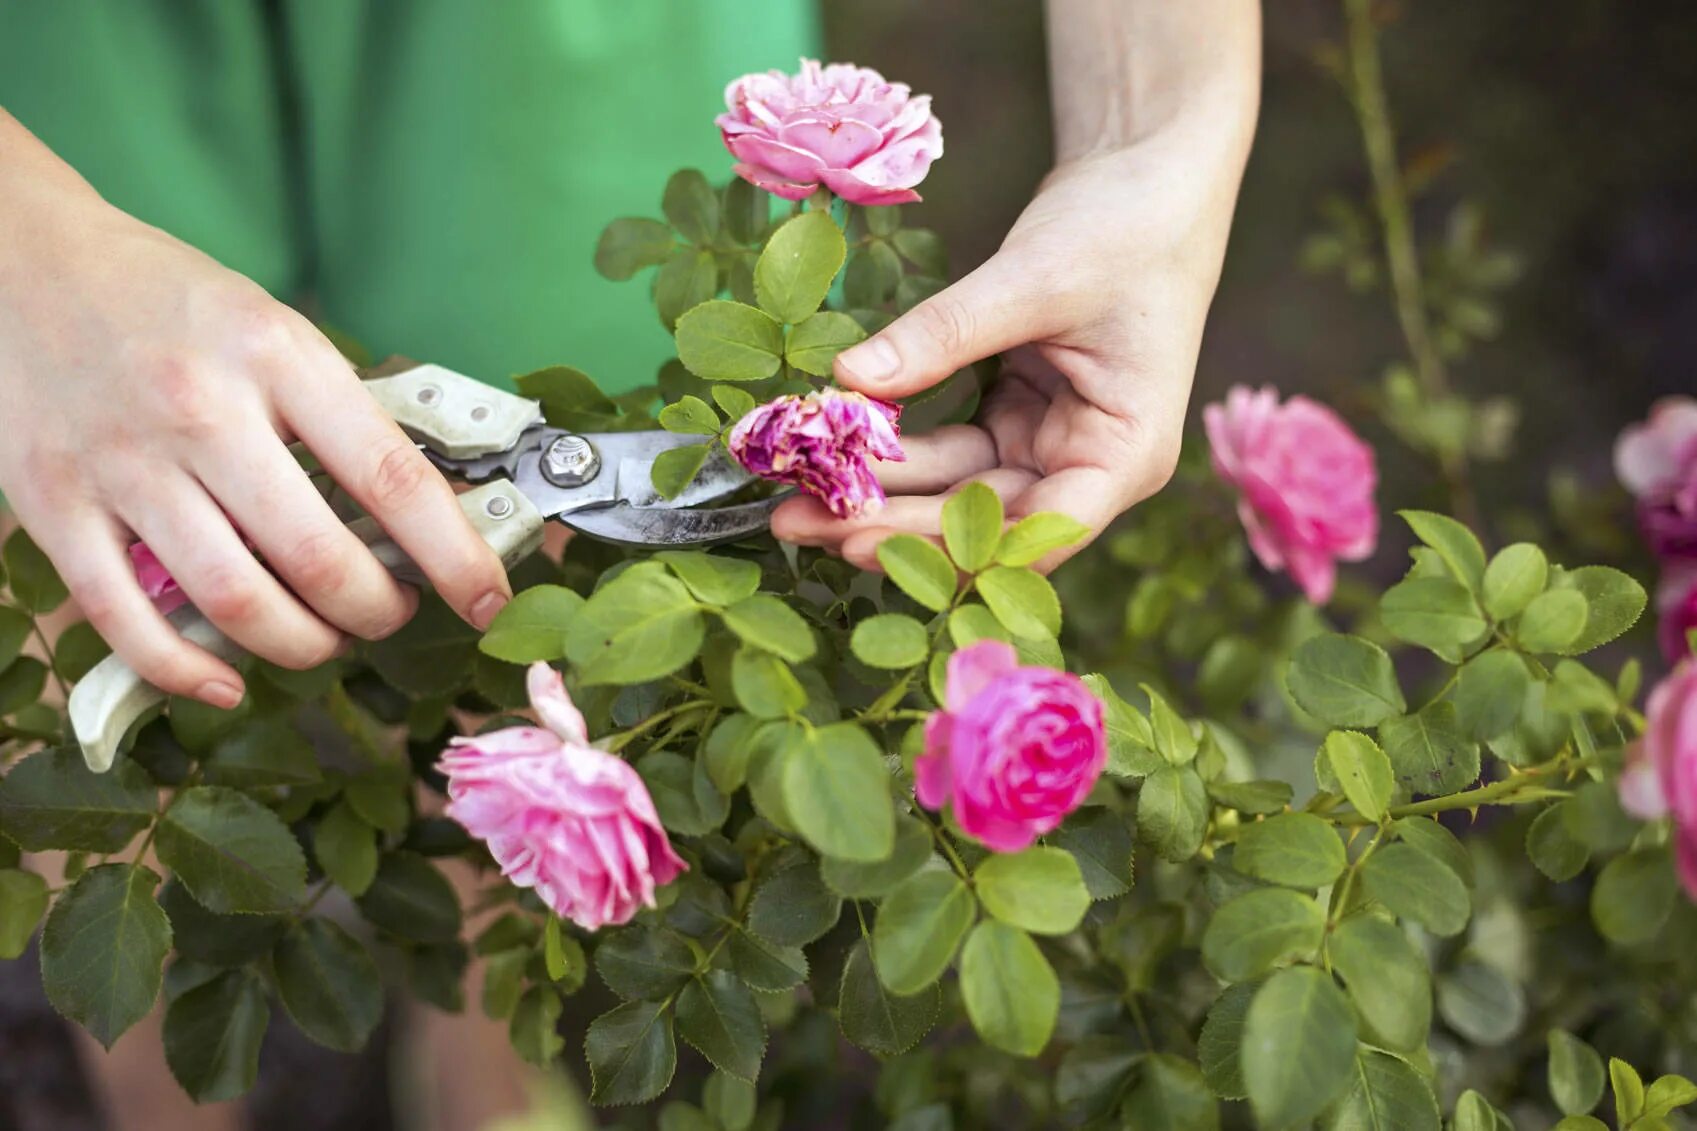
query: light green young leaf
1233 813 1346 889
784 311 866 376
942 482 1004 573
674 300 784 382
710 384 757 422
650 443 715 501
1200 888 1325 982
958 921 1058 1057
1399 510 1487 590
564 562 705 685
658 395 722 435
1361 843 1470 937
877 535 957 613
872 868 976 995
1083 674 1160 778
721 594 815 662
781 722 895 863
1517 588 1589 653
1322 730 1395 823
994 512 1090 568
655 551 761 607
1286 634 1406 727
1321 1049 1440 1131
1590 848 1676 945
731 647 806 719
313 800 378 897
1611 1059 1647 1124
754 210 847 323
1548 1028 1606 1116
850 613 929 670
821 814 932 899
1241 966 1358 1128
976 565 1062 639
1142 684 1199 767
1328 914 1431 1052
1549 566 1647 655
0 868 48 959
1483 542 1549 620
974 847 1090 935
1137 764 1208 863
1379 577 1487 656
478 586 583 663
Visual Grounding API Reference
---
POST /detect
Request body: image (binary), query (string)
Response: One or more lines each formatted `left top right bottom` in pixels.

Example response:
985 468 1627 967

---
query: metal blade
563 495 788 547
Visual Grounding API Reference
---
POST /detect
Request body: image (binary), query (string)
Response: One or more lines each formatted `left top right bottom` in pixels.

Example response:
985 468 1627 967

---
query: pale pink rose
130 542 188 615
1615 396 1697 560
1618 660 1697 899
717 58 943 206
437 663 686 931
1203 385 1379 604
914 641 1106 853
727 388 904 518
1658 564 1697 664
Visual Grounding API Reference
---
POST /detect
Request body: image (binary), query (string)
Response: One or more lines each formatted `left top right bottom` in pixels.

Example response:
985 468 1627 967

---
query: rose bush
1 37 1696 1131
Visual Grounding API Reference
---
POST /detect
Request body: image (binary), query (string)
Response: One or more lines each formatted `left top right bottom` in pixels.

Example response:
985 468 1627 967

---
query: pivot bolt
540 434 601 488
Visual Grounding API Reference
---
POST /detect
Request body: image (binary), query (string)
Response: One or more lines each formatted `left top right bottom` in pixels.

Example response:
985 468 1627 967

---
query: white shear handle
70 482 545 773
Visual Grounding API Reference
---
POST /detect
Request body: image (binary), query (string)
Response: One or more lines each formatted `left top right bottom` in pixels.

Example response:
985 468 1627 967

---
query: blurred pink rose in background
1659 565 1697 663
718 58 943 205
1615 396 1697 561
438 663 686 931
1618 660 1697 898
130 542 187 615
915 641 1106 853
728 387 904 518
1204 385 1379 605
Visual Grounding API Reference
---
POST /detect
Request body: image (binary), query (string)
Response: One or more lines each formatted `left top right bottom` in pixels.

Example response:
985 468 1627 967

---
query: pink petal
731 162 817 202
944 641 1021 712
726 133 827 184
815 166 921 207
526 662 587 743
779 117 884 170
914 713 955 810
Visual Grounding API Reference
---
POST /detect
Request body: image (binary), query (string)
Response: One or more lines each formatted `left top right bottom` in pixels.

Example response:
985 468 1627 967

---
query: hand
0 183 511 708
770 130 1246 573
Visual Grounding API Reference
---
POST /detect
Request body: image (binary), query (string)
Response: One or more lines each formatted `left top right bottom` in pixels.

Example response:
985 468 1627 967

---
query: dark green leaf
1084 674 1160 778
1590 848 1676 945
1206 779 1294 815
595 217 675 280
510 985 565 1067
1287 634 1406 727
663 169 719 244
0 867 48 959
41 864 171 1048
162 968 268 1102
1361 843 1470 936
587 1000 677 1105
1328 914 1431 1052
3 527 67 614
0 746 156 852
1201 888 1325 982
158 880 284 967
1052 809 1135 900
514 364 619 419
1120 1054 1220 1131
1450 650 1530 741
356 852 462 943
892 228 947 276
785 311 866 376
202 718 321 787
0 606 29 671
748 858 841 947
1233 813 1346 889
156 786 307 914
1379 702 1479 797
675 972 765 1081
1526 800 1590 882
727 928 808 992
838 939 938 1056
313 799 378 897
273 918 382 1052
597 925 698 1001
1137 764 1208 863
1320 1049 1440 1131
1198 981 1257 1100
1435 959 1524 1046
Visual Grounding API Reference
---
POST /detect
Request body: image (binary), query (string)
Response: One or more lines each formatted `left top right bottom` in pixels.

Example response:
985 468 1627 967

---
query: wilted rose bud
727 387 904 519
1615 396 1697 561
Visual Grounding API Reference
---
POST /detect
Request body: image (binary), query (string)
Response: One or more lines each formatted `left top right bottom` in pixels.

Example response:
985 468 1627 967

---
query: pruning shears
70 360 781 771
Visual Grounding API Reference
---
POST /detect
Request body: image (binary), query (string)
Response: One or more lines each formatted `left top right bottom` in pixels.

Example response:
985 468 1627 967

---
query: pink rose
1203 385 1379 605
1615 397 1697 561
437 663 686 931
717 58 943 206
727 387 904 518
914 641 1107 853
130 542 188 615
1618 660 1697 899
1658 564 1697 664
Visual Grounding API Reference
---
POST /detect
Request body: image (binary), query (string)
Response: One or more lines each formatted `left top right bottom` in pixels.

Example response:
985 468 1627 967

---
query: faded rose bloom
1659 564 1697 664
915 640 1106 853
1203 385 1379 605
717 58 943 206
728 388 904 518
438 663 686 931
130 542 188 615
1618 660 1697 899
1615 396 1697 560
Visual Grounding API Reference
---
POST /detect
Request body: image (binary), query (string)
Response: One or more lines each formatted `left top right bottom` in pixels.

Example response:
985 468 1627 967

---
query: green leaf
1084 674 1160 778
1243 966 1357 1127
674 300 784 382
784 311 866 376
1322 731 1395 823
747 858 841 946
873 868 976 995
355 852 463 943
892 228 948 276
1517 588 1589 653
976 565 1062 639
992 512 1088 568
838 939 938 1056
0 867 48 959
663 168 719 244
710 384 757 423
974 846 1090 935
1199 981 1257 1099
1612 1059 1647 1124
202 718 321 787
958 921 1057 1056
782 722 895 863
367 592 479 697
1120 1054 1220 1130
1137 764 1208 863
273 918 382 1053
1379 702 1479 798
3 527 67 614
514 364 619 419
1361 843 1470 936
1233 813 1346 889
510 985 565 1067
731 646 806 718
1526 800 1590 882
41 864 171 1048
754 210 846 323
1548 1028 1606 1116
1380 577 1487 656
1143 684 1199 767
1452 1090 1515 1131
1482 542 1548 620
1320 1049 1440 1131
162 968 269 1102
1394 817 1475 888
1287 634 1406 727
0 656 47 715
1052 809 1135 900
1646 1074 1697 1118
313 800 378 897
1553 1118 1609 1131
158 881 284 967
1551 566 1647 654
1591 848 1676 945
1436 960 1525 1046
1400 510 1487 590
1328 914 1431 1052
850 613 929 669
1206 779 1295 815
637 750 727 837
596 925 697 1001
0 606 29 671
659 394 722 435
1451 650 1531 741
1201 888 1325 982
156 786 307 914
587 1000 677 1106
595 217 675 280
675 972 765 1081
651 442 715 501
726 928 808 992
877 535 957 613
564 563 705 685
483 948 528 1020
52 620 111 682
843 240 902 306
722 177 770 244
821 814 932 899
655 551 760 607
941 482 1004 573
722 595 815 662
0 746 156 852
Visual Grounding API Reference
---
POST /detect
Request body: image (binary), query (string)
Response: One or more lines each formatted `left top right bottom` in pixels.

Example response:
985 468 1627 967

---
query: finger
276 351 512 630
192 424 415 640
877 425 998 494
834 255 1063 400
1005 467 1133 572
27 510 247 707
119 475 344 670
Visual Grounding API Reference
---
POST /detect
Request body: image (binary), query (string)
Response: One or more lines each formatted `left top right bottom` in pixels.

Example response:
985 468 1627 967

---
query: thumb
833 256 1051 399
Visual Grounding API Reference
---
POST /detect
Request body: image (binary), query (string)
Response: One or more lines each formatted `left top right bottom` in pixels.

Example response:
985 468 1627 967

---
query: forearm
1044 0 1261 166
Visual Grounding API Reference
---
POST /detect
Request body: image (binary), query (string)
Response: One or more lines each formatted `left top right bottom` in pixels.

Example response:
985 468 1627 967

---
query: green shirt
0 1 816 390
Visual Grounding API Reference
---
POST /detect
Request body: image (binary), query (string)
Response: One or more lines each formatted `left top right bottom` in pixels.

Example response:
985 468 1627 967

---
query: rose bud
1615 396 1697 561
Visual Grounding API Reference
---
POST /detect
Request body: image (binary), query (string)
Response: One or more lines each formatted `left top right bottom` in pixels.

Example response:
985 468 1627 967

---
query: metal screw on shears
540 434 602 488
485 495 514 519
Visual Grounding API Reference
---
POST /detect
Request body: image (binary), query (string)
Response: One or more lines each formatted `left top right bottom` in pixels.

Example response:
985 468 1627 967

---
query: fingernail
838 337 899 384
470 591 509 631
197 681 244 710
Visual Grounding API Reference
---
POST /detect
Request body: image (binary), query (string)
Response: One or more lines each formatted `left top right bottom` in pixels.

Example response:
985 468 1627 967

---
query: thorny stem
1328 756 1580 828
603 700 712 753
